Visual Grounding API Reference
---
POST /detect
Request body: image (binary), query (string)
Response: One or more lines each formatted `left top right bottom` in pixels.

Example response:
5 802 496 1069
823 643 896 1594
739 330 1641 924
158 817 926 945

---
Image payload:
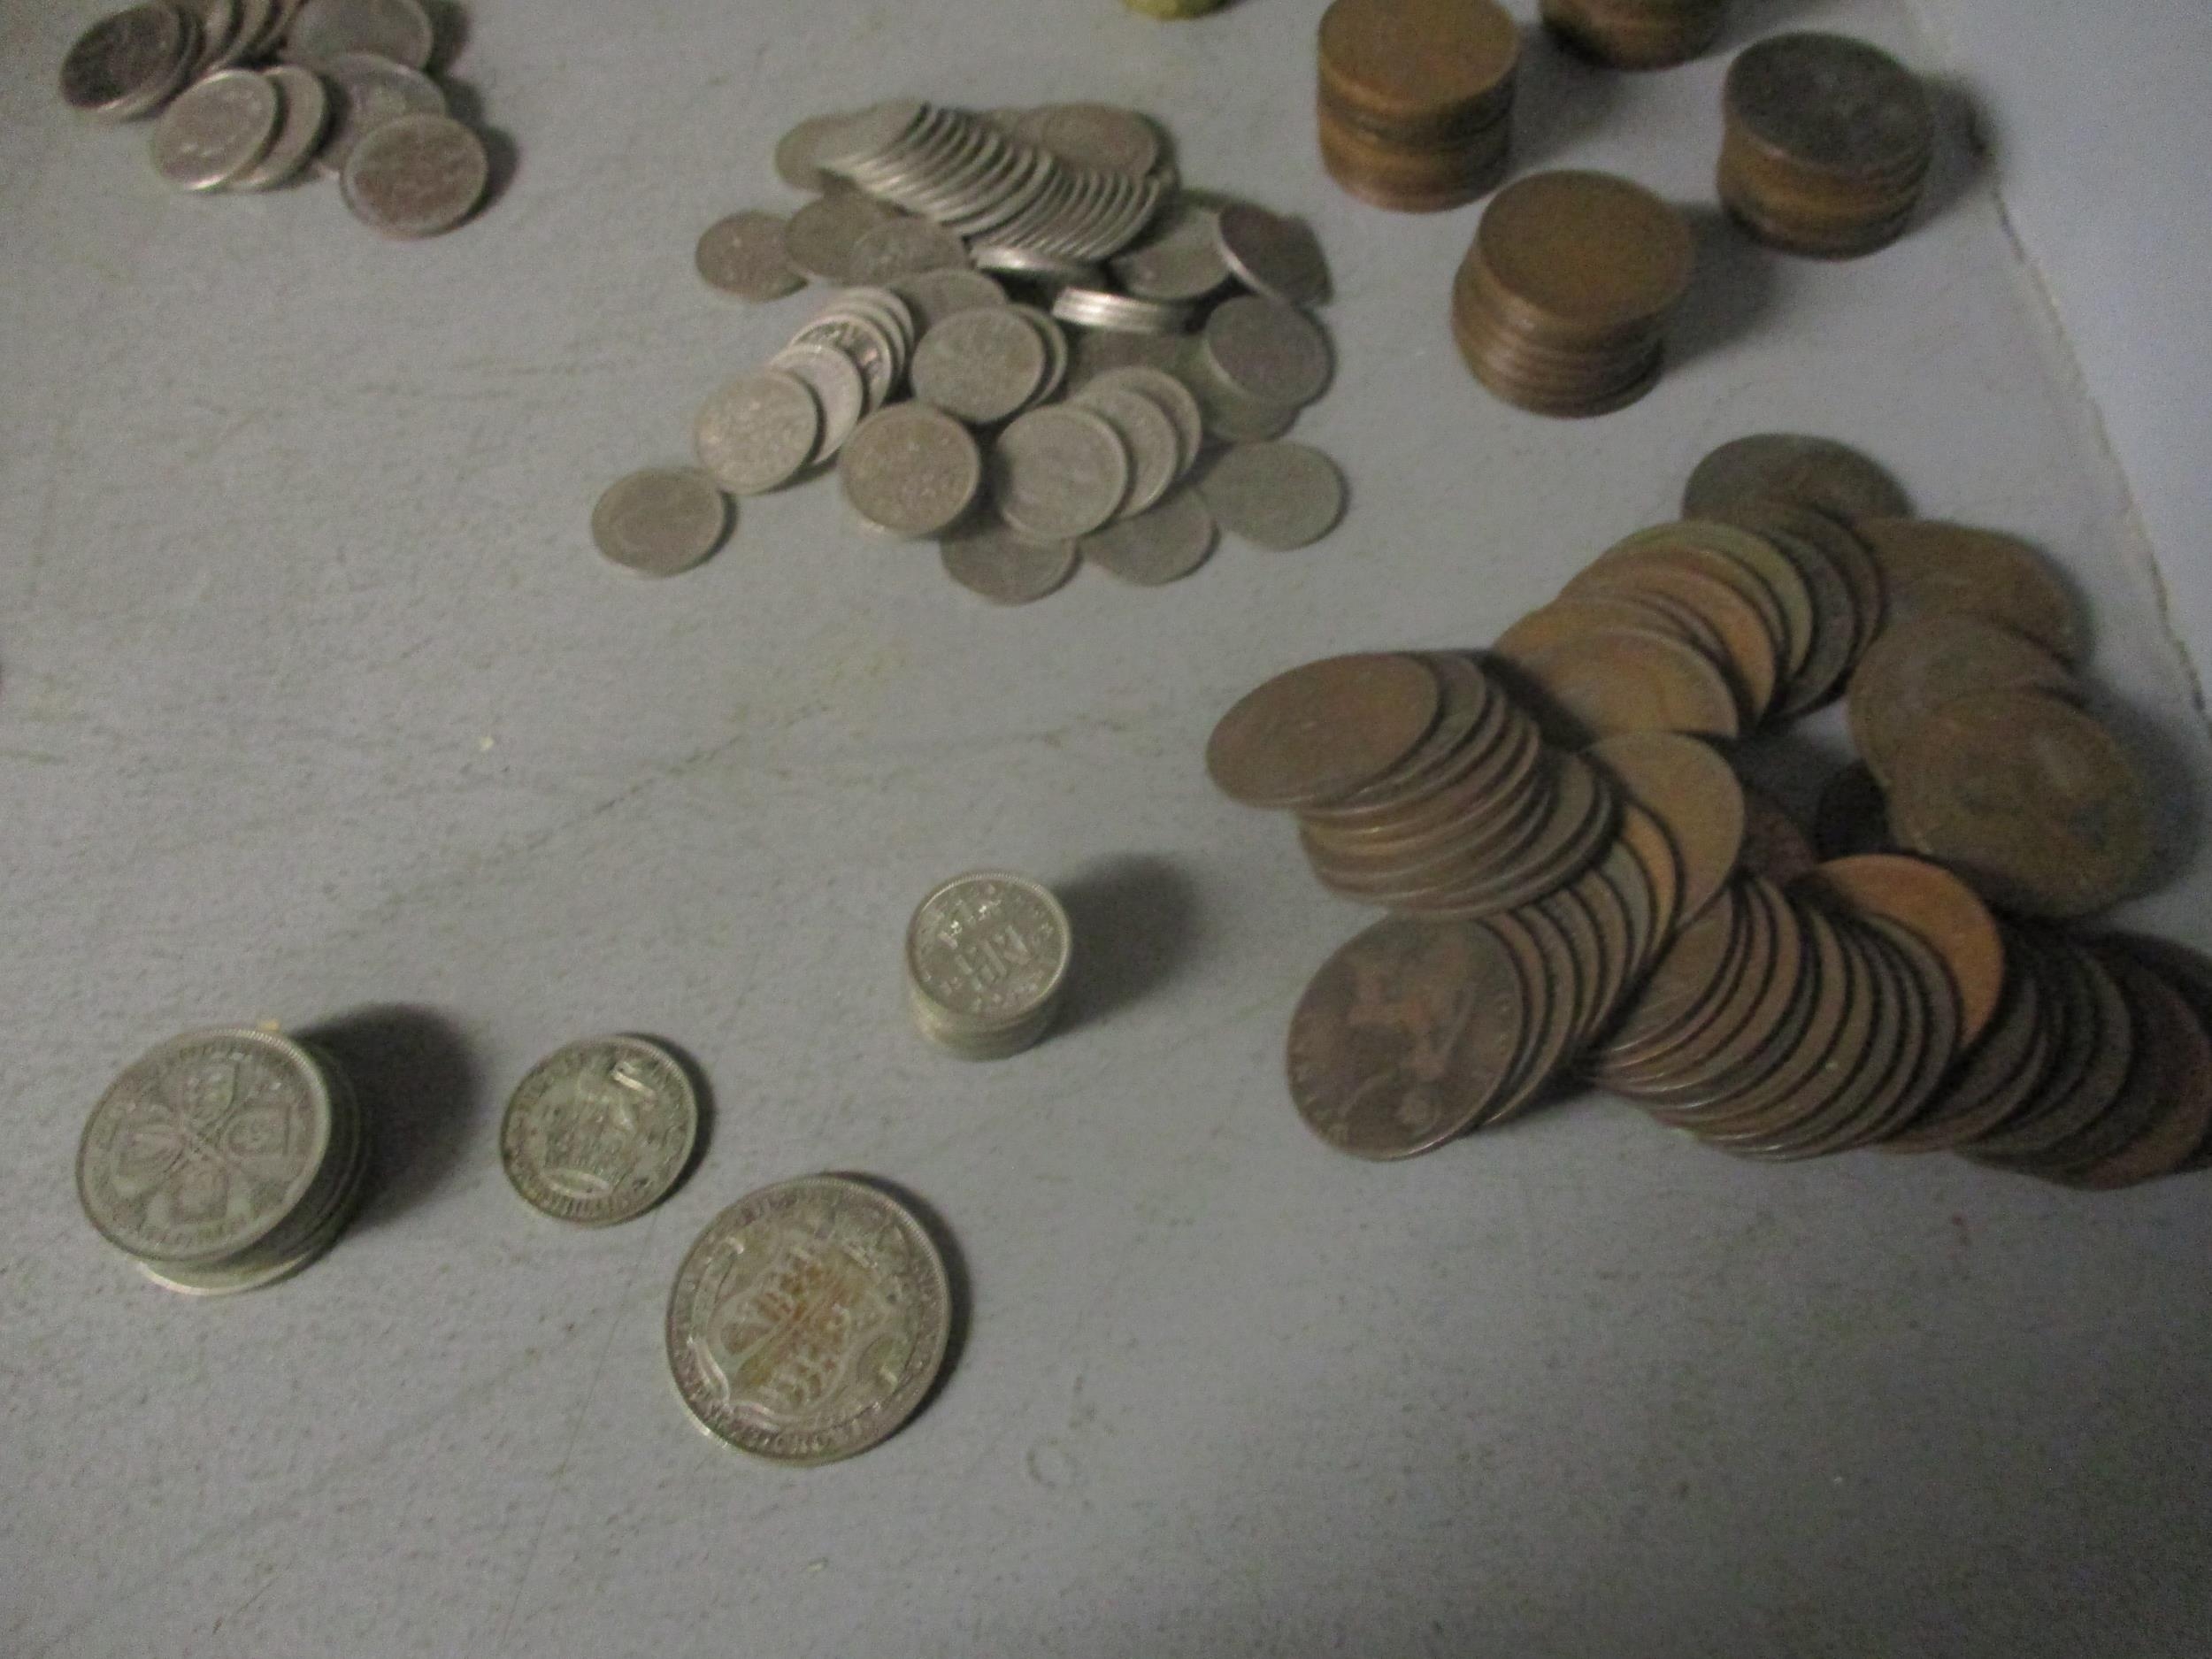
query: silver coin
813 97 930 173
783 192 900 283
230 66 331 190
939 522 1079 605
1180 349 1299 442
500 1036 698 1227
972 242 1101 284
77 1027 337 1268
1110 204 1231 303
1199 441 1345 549
907 870 1074 1033
1064 327 1187 394
845 218 970 282
695 210 806 301
833 285 918 357
150 66 280 190
765 341 866 460
788 310 901 412
889 268 1008 333
210 0 269 69
775 109 856 193
695 369 820 495
283 0 433 69
590 467 729 576
839 403 984 539
61 3 192 119
1079 486 1217 586
910 306 1048 426
990 404 1131 541
1077 380 1183 517
1018 103 1162 177
314 50 443 175
188 0 238 76
1202 295 1332 406
255 0 308 58
1083 365 1203 471
340 111 486 237
1049 285 1194 334
666 1173 954 1465
1008 303 1069 403
1215 201 1332 306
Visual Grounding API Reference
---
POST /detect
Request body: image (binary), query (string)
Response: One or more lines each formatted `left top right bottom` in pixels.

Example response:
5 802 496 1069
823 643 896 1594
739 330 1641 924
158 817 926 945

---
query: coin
1857 518 2086 664
1494 621 1740 743
1079 487 1217 585
1022 103 1163 175
1207 653 1440 810
906 871 1074 1054
1182 353 1300 442
62 3 192 119
1725 32 1933 180
839 403 983 538
1796 855 2006 1048
498 1036 697 1226
940 523 1079 604
1202 296 1332 406
694 369 821 495
694 210 806 300
1683 434 1911 526
315 50 444 175
765 342 867 461
1198 441 1344 549
889 268 1008 332
990 405 1131 541
2056 957 2212 1189
1075 380 1185 517
150 66 280 191
1477 171 1694 333
1007 304 1071 402
910 306 1049 425
783 191 900 283
230 65 332 190
1085 365 1203 470
590 467 729 576
340 111 487 237
283 0 433 69
1582 731 1744 924
1847 611 2077 787
775 110 857 193
1050 286 1194 335
788 308 901 414
846 218 971 282
666 1174 954 1464
1213 201 1331 306
1110 204 1231 303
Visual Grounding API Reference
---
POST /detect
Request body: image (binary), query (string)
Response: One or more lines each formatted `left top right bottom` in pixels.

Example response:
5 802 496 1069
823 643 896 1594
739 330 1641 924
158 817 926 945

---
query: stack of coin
904 872 1075 1059
1540 0 1728 70
75 1026 371 1295
1315 0 1520 212
1718 31 1935 258
1451 171 1694 417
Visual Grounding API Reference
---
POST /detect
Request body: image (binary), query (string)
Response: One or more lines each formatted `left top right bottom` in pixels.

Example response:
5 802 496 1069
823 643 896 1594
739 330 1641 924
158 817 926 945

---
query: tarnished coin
1086 365 1203 469
341 112 487 237
1198 441 1344 549
1021 103 1163 175
846 218 971 282
1207 652 1441 810
907 871 1074 1033
284 0 433 69
315 50 444 175
695 210 806 300
766 342 867 462
889 268 1008 332
188 0 240 75
1583 731 1745 924
990 405 1132 541
499 1036 697 1226
590 467 729 576
1857 518 2086 664
694 369 821 495
1797 853 2006 1048
150 66 280 191
666 1174 954 1465
910 306 1049 425
1739 787 1817 886
1110 204 1231 303
839 403 983 539
775 109 857 193
1847 611 2078 787
1202 296 1332 407
940 523 1079 604
230 65 332 190
62 3 192 119
784 192 900 283
788 310 900 414
1214 201 1332 305
1726 32 1933 177
1079 488 1217 586
1076 380 1185 516
1683 434 1910 526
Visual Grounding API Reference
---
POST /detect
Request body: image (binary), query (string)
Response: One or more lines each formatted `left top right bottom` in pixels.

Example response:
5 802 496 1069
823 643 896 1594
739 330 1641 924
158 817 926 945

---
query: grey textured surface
6 1 2212 1655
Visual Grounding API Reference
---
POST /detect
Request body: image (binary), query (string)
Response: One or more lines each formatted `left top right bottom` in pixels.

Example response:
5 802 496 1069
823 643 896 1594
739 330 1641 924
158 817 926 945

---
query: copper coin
1739 787 1817 885
1614 802 1680 970
2093 935 2212 1174
1303 653 1500 819
1709 500 1864 711
1486 908 1583 1125
1655 899 1851 1126
1949 932 2093 1155
1301 710 1542 856
1305 672 1526 833
1813 761 1891 859
1424 753 1617 918
1886 688 2154 919
1633 878 1810 1100
1317 0 1520 135
1208 653 1442 810
1301 752 1556 898
1794 854 2005 1047
1847 611 2077 787
1683 433 1911 526
1724 33 1933 180
1857 518 2085 664
1845 913 1962 1148
1534 887 1606 1056
2051 952 2212 1189
1583 731 1744 925
1473 171 1694 334
1969 937 2133 1159
1490 624 1740 744
1591 881 1745 1076
1566 555 1778 719
1608 872 1776 1092
1560 854 1640 1047
1678 520 1818 681
1599 526 1797 678
1881 922 2049 1152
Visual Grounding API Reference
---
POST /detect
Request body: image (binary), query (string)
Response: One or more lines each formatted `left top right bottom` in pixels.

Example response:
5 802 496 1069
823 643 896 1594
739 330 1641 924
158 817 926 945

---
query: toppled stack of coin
1719 31 1935 258
1315 0 1520 212
1452 171 1695 417
904 872 1075 1059
75 1026 371 1295
59 0 491 235
1540 0 1728 70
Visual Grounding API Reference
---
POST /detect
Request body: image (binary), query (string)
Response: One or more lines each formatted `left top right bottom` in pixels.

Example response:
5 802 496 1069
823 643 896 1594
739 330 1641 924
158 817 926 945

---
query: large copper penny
1684 433 1911 526
1317 0 1520 134
1475 171 1694 336
1486 908 1582 1125
1847 611 2077 787
1857 518 2086 664
1882 925 2049 1152
1969 936 2133 1160
1795 854 2006 1047
1709 500 1865 711
1607 872 1775 1091
1492 623 1740 743
1566 554 1778 719
1305 653 1500 818
2094 934 2212 1174
1614 801 1680 965
1590 881 1745 1076
2050 952 2212 1189
1631 877 1809 1100
1584 731 1745 925
1208 653 1441 809
1656 899 1850 1127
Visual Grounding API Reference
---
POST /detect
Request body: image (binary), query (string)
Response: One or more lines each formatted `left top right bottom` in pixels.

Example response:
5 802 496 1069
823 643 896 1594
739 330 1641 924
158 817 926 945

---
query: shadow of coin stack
1316 0 1520 213
1540 0 1729 70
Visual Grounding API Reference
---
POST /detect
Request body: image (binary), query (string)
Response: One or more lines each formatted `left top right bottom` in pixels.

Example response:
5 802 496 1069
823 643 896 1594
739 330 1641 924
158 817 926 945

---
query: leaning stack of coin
75 1026 371 1295
1540 0 1728 70
1451 171 1695 417
1718 31 1935 258
1315 0 1520 212
904 872 1075 1059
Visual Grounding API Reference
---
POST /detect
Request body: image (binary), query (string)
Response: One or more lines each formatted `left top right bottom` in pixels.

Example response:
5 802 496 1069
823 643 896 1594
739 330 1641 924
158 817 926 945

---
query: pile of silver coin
58 0 492 237
595 97 1348 602
905 871 1076 1058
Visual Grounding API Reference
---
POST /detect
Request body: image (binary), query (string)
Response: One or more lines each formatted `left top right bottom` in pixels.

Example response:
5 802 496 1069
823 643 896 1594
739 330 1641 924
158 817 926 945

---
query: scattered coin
316 50 445 174
1199 442 1345 549
695 210 806 301
590 467 730 576
340 111 487 237
940 523 1079 604
1213 201 1332 305
1207 653 1441 810
774 109 856 193
1847 611 2078 787
150 66 280 190
1202 296 1332 407
1075 380 1187 517
783 191 900 282
990 404 1132 541
1857 518 2086 664
1079 487 1217 585
839 403 984 538
910 306 1050 425
889 268 1008 332
499 1036 698 1226
284 0 434 70
63 3 195 119
694 370 821 495
1683 434 1912 526
230 64 332 189
767 340 868 462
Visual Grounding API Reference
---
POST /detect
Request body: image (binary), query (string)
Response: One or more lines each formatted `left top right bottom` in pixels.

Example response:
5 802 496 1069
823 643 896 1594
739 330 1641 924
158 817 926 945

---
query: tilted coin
230 65 333 190
1847 610 2078 787
62 3 192 119
1181 351 1299 442
590 467 730 576
1085 365 1202 471
910 306 1049 425
694 369 821 495
1202 296 1332 406
1206 653 1441 810
972 242 1102 284
940 522 1079 604
839 403 984 539
666 1174 954 1465
1110 204 1231 303
775 109 857 193
989 405 1132 541
1198 441 1345 549
1008 304 1071 403
1049 286 1194 334
1797 854 2006 1048
188 0 240 76
1214 201 1331 305
1079 487 1217 586
1075 380 1184 516
846 217 971 282
783 191 900 282
889 268 1008 332
340 111 488 237
1021 103 1163 175
695 210 806 301
284 0 433 69
150 66 280 191
788 310 901 412
499 1036 698 1226
315 50 445 175
766 341 867 461
1857 518 2086 664
1683 434 1910 526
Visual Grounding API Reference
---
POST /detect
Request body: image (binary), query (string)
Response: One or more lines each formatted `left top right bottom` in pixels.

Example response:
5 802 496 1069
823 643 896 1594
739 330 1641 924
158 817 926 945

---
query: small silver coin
1110 204 1232 303
812 97 930 173
1019 103 1163 177
908 870 1074 1033
210 0 269 69
1199 441 1345 549
789 308 902 412
990 404 1131 541
340 111 487 237
1083 365 1203 471
1181 349 1299 441
972 242 1101 284
150 65 280 191
283 0 433 69
1065 327 1187 394
766 341 867 461
839 403 984 539
695 369 821 495
1215 201 1332 306
889 268 1008 333
939 522 1079 604
499 1036 699 1227
61 3 192 119
188 0 239 76
1049 285 1193 334
666 1174 955 1465
314 50 443 175
845 218 970 282
1202 295 1332 406
834 285 918 357
1008 303 1070 403
910 306 1049 425
783 192 900 283
230 66 331 190
591 467 730 576
1079 487 1217 586
695 210 806 301
775 110 856 193
1077 380 1184 517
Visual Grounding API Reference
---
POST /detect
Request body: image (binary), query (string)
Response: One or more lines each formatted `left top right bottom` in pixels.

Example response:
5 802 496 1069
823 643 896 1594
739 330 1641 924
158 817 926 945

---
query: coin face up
906 872 1073 1029
341 111 488 237
938 523 1079 605
665 1175 954 1464
1683 434 1911 526
591 467 729 576
500 1036 698 1226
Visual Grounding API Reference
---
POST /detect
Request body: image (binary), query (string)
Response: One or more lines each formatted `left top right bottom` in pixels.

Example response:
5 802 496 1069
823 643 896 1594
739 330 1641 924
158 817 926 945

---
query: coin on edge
500 1036 699 1226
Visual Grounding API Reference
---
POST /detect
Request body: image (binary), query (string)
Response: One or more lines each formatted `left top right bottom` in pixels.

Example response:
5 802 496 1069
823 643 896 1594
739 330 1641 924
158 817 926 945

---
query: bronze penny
1709 500 1864 711
1848 913 1962 1146
1615 802 1680 965
1493 623 1740 744
2049 951 2212 1189
1562 853 1641 1047
1534 886 1607 1056
1486 904 1585 1125
1684 433 1911 527
1584 731 1745 925
1302 712 1545 856
1739 787 1817 885
1317 0 1520 136
2100 934 2212 1171
1656 900 1851 1127
1969 936 2133 1159
1857 518 2086 664
1989 949 2183 1181
1794 854 2006 1048
1309 652 1501 819
1598 526 1794 669
1813 761 1891 859
1747 913 1928 1159
1302 763 1559 902
1677 520 1818 680
1474 171 1694 336
1609 872 1778 1092
1427 753 1617 917
1566 556 1778 719
1882 926 2050 1151
1632 878 1810 1101
1305 682 1530 833
1209 652 1441 810
1482 911 1560 1116
1724 34 1934 180
1591 880 1746 1077
1847 611 2077 787
1286 915 1526 1158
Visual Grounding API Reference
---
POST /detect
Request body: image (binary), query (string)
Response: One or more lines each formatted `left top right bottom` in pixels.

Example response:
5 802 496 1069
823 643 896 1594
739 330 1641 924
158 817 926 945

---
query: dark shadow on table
300 1004 483 1230
1055 853 1206 1034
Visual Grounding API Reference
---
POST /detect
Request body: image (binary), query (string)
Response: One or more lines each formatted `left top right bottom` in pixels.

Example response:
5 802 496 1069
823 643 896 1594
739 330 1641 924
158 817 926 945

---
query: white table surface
6 1 2210 1655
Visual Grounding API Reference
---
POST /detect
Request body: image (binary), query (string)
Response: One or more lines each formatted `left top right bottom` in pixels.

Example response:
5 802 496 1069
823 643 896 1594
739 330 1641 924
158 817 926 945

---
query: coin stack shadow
1540 0 1729 71
1315 0 1520 213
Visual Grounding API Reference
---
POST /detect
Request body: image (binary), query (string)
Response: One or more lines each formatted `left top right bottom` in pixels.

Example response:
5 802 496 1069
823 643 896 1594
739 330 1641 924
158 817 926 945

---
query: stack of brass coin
1315 0 1520 213
1718 31 1935 258
75 1026 371 1296
1540 0 1728 71
1451 171 1694 417
904 871 1075 1059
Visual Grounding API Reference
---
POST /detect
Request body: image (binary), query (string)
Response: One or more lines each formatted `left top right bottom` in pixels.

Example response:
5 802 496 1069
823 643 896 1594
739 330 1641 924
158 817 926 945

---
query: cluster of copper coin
1316 0 1520 213
1540 0 1729 71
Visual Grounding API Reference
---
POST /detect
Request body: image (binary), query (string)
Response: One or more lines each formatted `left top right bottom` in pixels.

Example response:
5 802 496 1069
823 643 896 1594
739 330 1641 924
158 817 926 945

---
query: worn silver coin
1182 350 1299 442
1019 103 1163 176
695 210 806 301
939 523 1079 604
230 65 331 189
1110 204 1232 303
1084 365 1203 470
340 111 486 236
591 467 730 576
788 310 901 413
315 50 444 174
283 0 433 69
1079 487 1218 586
990 404 1132 541
783 192 900 283
62 3 192 119
846 218 971 282
211 0 273 69
694 369 821 495
839 403 984 539
1202 295 1332 406
1077 380 1184 517
188 0 238 75
889 268 1008 333
1200 441 1345 549
1008 303 1070 402
775 110 856 193
910 306 1049 425
1049 286 1193 334
907 871 1074 1033
1214 201 1332 306
766 342 867 461
500 1036 698 1227
150 66 281 191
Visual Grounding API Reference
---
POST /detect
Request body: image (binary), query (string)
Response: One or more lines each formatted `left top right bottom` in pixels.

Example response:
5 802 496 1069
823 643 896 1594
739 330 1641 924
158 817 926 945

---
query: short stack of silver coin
59 0 493 236
595 96 1349 600
74 1026 371 1297
904 872 1076 1060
